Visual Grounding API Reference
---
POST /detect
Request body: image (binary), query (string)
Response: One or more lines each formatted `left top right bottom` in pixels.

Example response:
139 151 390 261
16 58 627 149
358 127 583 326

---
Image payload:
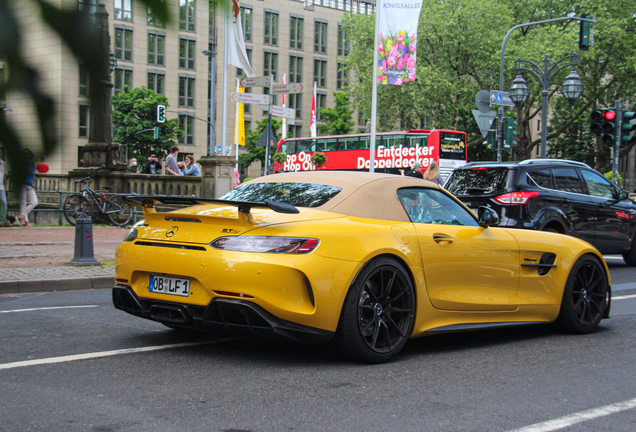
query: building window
337 62 349 90
79 64 89 97
314 58 327 87
237 48 252 77
179 0 195 32
358 110 366 126
179 114 194 145
179 38 196 69
289 55 303 83
317 92 327 121
244 119 251 133
147 1 165 27
240 6 252 42
114 28 133 62
114 68 132 94
314 21 327 54
264 51 278 81
243 87 251 114
148 32 165 66
148 71 165 95
288 93 302 119
290 16 303 50
264 11 278 46
179 76 195 107
337 24 349 56
78 0 97 13
288 124 302 138
79 104 90 137
114 0 132 21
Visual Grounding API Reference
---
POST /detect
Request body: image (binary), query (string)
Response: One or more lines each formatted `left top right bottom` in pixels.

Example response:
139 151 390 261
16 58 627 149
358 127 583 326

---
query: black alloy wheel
63 194 92 226
338 257 415 363
557 255 607 334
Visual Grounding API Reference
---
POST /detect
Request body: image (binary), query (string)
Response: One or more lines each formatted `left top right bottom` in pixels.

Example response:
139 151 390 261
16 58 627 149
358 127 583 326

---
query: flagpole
281 73 287 140
369 1 381 173
235 79 240 167
221 0 230 156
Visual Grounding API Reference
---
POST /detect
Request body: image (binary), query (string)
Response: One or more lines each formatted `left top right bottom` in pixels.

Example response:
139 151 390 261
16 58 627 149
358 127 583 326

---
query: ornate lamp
509 74 529 107
562 68 584 104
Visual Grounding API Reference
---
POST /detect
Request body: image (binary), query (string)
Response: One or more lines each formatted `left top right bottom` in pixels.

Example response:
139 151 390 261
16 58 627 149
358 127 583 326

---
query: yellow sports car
113 172 611 363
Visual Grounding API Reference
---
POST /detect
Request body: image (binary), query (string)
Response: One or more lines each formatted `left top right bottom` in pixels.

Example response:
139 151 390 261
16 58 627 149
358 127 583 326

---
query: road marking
0 305 99 314
0 341 218 370
613 294 636 300
507 397 636 432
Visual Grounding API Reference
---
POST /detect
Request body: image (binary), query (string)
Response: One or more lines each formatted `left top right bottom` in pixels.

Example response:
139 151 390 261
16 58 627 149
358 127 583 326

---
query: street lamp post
511 54 583 158
202 50 216 156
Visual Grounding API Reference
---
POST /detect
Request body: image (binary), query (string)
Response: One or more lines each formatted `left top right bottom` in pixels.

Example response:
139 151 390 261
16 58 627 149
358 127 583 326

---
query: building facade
0 0 375 176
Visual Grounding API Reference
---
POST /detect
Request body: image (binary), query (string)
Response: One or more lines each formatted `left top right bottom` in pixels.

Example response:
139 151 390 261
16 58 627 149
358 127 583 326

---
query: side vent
521 253 557 276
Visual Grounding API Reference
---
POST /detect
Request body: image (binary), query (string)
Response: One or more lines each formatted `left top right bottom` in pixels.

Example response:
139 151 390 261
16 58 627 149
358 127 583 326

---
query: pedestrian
181 155 201 176
405 161 423 179
165 146 182 176
0 149 10 227
35 157 49 173
18 148 38 227
233 167 241 189
129 157 138 173
143 154 162 174
423 160 444 186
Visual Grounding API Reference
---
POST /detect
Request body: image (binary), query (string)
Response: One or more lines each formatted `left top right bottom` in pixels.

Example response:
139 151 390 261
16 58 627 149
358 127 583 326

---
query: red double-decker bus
275 129 468 178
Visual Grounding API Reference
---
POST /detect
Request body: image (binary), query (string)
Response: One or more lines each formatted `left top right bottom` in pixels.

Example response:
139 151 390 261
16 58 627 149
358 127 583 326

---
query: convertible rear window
221 182 342 208
445 167 511 196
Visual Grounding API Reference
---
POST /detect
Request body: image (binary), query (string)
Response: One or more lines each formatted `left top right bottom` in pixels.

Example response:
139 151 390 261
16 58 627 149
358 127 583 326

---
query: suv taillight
493 191 540 205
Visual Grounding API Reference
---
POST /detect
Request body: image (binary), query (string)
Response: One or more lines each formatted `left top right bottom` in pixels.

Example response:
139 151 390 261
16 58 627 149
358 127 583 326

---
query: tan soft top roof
247 171 439 222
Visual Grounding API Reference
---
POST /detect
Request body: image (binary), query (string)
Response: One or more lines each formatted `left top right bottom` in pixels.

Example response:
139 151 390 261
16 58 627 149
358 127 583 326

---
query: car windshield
221 182 342 208
445 167 510 196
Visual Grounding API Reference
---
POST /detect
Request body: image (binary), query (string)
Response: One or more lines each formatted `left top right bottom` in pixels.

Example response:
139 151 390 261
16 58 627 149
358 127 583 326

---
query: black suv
445 159 636 265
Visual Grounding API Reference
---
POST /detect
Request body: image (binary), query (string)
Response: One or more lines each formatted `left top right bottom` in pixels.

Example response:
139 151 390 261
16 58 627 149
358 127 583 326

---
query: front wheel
105 196 133 227
337 257 415 363
63 194 92 226
556 255 608 334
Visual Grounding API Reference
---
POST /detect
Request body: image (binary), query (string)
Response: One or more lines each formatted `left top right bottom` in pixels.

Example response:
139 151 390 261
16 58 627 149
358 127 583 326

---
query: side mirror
478 206 499 228
619 190 630 201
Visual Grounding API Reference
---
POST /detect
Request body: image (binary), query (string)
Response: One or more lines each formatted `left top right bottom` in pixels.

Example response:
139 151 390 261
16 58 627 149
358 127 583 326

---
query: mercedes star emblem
166 226 178 238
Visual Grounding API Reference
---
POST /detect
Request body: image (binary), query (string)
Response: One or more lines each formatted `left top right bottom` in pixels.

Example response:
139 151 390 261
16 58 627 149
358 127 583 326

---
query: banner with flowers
377 1 423 86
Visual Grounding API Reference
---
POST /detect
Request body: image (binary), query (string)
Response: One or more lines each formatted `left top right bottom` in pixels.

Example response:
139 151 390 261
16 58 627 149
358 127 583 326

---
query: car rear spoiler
123 196 300 215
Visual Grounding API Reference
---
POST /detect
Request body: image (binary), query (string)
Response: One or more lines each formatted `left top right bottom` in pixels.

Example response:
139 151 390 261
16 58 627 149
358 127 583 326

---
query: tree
238 118 282 173
311 152 328 168
112 86 182 163
317 92 356 136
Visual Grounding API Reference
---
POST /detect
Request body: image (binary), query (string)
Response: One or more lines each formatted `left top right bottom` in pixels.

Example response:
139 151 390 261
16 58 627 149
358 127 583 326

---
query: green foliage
604 171 622 186
272 152 287 164
112 86 182 162
238 118 282 172
317 93 356 136
311 152 328 168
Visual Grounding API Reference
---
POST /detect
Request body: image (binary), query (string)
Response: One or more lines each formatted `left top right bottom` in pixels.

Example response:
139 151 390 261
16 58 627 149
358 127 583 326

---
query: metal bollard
66 215 102 266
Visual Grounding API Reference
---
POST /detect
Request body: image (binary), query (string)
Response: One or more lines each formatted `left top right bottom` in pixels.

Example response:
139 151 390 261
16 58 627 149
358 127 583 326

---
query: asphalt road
0 262 635 432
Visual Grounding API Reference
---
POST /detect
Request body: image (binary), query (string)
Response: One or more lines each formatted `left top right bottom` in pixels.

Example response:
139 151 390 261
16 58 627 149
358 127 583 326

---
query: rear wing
123 195 299 215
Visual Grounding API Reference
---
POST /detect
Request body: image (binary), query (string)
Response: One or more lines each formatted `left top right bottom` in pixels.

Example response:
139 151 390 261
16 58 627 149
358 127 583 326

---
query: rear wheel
557 255 607 334
622 239 636 266
337 257 415 363
105 196 133 227
63 194 92 226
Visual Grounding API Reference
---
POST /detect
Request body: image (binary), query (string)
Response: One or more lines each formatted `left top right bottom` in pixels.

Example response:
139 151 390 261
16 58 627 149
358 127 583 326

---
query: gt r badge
222 228 239 234
166 226 178 237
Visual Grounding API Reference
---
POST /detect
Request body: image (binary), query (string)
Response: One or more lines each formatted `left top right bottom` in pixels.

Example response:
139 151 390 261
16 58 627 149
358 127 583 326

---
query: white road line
613 294 636 301
0 305 99 314
0 341 215 370
507 397 636 432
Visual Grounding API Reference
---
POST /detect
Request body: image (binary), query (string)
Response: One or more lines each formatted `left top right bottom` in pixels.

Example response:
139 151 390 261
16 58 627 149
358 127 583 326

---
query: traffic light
504 116 518 148
157 104 166 123
484 130 496 149
601 109 617 146
154 126 161 139
578 13 592 51
619 110 636 147
590 108 609 135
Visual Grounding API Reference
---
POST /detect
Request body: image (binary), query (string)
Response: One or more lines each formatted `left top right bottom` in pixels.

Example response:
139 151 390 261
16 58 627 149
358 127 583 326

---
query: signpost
489 90 515 107
230 92 271 105
239 76 272 88
472 109 498 138
258 104 296 119
271 83 303 95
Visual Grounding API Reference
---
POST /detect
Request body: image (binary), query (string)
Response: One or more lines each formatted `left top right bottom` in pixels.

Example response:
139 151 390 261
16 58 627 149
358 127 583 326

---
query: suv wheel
622 239 636 267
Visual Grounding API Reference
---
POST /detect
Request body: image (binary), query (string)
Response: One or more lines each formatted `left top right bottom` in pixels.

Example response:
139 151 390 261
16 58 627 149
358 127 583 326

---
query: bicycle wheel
105 196 133 227
63 194 92 226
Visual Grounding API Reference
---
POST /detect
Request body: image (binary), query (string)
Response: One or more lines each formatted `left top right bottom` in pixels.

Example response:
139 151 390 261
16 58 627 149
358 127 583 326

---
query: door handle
433 235 454 244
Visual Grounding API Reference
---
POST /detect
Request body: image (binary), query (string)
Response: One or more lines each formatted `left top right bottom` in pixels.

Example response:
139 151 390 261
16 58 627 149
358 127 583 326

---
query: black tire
337 257 415 363
63 194 92 226
105 196 133 227
622 239 636 266
543 227 559 233
556 255 607 334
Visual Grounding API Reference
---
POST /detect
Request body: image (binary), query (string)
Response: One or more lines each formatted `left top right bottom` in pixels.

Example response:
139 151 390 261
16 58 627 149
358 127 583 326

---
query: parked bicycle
63 177 133 227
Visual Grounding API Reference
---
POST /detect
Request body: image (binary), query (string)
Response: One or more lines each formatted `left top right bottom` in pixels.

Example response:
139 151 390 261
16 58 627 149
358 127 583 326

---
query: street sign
476 90 491 113
257 104 269 111
239 76 272 88
489 90 515 107
230 92 271 105
472 109 498 138
272 83 303 95
258 104 296 119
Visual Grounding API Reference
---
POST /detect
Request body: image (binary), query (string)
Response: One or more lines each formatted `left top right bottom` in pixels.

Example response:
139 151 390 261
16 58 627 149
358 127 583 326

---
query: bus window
384 135 405 149
359 136 381 150
406 135 428 148
342 136 360 150
317 138 339 151
296 139 316 153
279 142 290 154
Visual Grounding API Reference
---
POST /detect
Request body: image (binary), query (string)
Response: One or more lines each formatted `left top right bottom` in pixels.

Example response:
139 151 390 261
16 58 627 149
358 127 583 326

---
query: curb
0 276 114 294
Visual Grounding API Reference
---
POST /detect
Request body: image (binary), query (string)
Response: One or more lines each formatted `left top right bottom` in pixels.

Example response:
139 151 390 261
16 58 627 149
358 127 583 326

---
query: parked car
113 171 610 363
445 159 636 265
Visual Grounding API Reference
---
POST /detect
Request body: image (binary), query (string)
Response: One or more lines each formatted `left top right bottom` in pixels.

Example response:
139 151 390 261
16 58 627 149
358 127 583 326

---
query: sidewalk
0 226 128 294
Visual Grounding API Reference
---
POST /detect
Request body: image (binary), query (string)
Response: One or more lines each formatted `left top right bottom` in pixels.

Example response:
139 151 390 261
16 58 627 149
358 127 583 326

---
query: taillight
210 236 320 254
493 191 540 205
